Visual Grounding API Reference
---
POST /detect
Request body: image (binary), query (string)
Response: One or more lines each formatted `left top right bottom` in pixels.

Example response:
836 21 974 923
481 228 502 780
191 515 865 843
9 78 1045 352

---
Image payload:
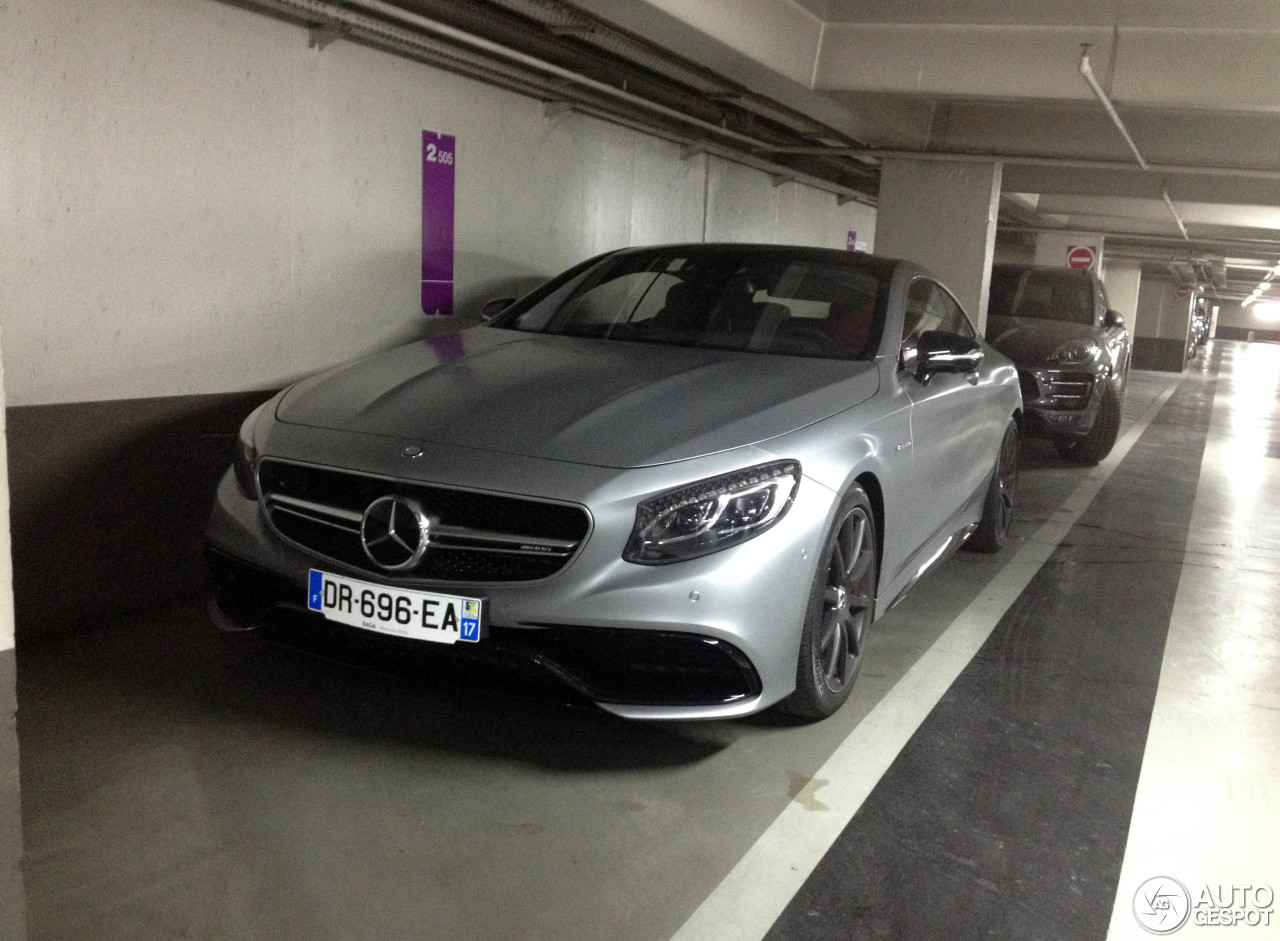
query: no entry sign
1067 245 1096 270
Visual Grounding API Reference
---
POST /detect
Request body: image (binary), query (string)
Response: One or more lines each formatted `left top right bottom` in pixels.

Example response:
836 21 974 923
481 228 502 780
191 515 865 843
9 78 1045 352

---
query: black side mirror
481 297 517 321
916 330 983 384
1104 309 1125 328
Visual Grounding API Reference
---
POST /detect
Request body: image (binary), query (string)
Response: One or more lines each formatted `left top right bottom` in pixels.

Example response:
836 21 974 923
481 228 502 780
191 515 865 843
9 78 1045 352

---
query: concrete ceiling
245 0 1280 301
561 0 1280 301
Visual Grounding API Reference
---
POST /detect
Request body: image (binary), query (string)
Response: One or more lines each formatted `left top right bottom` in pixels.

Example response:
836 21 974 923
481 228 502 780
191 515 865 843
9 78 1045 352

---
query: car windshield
989 268 1094 325
494 246 892 360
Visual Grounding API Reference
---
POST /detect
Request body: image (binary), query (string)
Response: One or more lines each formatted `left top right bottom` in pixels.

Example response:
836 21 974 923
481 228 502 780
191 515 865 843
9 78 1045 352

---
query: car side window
903 279 976 343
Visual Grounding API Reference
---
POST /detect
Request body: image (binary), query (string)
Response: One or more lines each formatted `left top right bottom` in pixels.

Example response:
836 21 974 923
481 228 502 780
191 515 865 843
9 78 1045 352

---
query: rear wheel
1055 381 1120 464
784 486 877 720
967 418 1019 553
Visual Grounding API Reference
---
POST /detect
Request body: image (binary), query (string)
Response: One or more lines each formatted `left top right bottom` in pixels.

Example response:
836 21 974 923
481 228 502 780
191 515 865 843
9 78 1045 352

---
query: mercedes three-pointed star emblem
360 496 430 571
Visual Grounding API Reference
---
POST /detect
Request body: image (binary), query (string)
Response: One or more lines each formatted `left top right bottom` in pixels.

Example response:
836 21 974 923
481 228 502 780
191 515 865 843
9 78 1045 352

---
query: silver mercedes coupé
206 244 1022 721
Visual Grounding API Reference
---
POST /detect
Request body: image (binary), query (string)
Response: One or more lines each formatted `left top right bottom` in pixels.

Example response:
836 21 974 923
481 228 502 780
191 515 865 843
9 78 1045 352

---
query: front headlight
624 461 800 565
233 402 267 500
1049 338 1103 364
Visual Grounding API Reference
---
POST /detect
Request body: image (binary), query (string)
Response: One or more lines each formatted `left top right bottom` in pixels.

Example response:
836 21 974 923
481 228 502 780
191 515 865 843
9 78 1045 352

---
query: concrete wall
1132 277 1193 372
1101 262 1142 328
993 242 1037 265
1 0 874 640
0 329 25 940
874 157 1000 328
1213 300 1280 342
2 0 874 408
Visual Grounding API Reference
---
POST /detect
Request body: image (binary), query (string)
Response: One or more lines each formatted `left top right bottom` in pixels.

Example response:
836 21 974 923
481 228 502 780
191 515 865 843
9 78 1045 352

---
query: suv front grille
258 458 591 583
1034 371 1094 410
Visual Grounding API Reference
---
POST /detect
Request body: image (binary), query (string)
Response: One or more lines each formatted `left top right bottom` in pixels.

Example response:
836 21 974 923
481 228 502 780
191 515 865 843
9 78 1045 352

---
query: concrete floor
13 340 1279 940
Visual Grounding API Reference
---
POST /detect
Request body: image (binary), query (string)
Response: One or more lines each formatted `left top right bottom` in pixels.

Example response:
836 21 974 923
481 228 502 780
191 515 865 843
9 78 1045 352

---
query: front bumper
1016 365 1111 438
205 451 837 719
206 547 763 711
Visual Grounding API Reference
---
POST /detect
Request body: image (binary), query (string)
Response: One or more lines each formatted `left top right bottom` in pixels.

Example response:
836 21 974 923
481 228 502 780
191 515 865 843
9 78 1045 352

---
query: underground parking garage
2 2 1278 939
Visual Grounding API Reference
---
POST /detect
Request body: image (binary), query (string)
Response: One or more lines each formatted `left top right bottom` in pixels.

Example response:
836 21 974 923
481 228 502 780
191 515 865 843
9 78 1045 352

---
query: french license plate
307 570 484 644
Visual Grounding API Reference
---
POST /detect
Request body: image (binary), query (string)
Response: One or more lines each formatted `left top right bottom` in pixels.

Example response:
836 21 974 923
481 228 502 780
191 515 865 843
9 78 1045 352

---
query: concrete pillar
1102 261 1142 331
1034 231 1104 273
0 322 25 941
1133 277 1193 372
874 158 1002 331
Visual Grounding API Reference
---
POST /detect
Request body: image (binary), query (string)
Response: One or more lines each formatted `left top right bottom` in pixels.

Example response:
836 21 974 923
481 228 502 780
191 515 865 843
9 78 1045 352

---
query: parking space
17 371 1186 941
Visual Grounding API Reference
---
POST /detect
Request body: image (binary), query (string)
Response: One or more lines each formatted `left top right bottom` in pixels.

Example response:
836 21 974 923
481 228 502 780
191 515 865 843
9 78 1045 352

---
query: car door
898 277 992 559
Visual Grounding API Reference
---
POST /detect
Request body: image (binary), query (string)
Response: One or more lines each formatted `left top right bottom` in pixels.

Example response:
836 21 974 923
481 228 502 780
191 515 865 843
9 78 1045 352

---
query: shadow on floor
17 602 734 780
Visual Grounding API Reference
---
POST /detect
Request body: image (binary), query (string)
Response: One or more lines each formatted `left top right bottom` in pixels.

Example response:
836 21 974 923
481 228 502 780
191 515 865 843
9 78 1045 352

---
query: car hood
275 327 879 468
985 316 1098 363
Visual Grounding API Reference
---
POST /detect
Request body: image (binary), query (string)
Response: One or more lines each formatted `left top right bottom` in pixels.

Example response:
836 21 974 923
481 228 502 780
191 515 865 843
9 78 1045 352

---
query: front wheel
784 486 878 720
1055 381 1120 464
967 417 1019 553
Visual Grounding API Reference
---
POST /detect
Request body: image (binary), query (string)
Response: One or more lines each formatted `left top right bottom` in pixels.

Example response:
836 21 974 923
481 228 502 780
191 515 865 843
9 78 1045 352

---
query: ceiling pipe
559 100 877 206
253 0 876 194
247 0 877 206
1000 226 1280 252
1078 45 1148 171
288 0 778 151
757 147 1280 182
1079 46 1192 242
1162 187 1190 241
1081 46 1196 241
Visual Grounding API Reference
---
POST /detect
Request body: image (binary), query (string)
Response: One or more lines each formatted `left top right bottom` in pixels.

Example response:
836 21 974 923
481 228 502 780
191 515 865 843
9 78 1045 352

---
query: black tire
967 418 1019 553
1054 381 1121 464
784 486 878 720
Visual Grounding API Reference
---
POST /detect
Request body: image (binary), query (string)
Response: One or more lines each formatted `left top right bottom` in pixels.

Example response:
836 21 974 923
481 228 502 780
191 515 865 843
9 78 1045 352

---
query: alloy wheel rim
819 506 875 694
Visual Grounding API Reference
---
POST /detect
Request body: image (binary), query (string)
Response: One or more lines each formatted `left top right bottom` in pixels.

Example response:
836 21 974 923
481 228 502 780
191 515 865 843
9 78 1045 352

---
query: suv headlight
233 402 267 500
1050 338 1102 364
624 461 800 564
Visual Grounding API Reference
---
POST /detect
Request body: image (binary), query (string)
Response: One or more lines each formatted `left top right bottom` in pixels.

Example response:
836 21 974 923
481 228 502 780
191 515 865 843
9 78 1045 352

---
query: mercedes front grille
257 458 591 582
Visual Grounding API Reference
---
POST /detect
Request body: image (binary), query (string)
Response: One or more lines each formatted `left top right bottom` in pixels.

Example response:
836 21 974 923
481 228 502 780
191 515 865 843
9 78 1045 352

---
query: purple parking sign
422 131 456 315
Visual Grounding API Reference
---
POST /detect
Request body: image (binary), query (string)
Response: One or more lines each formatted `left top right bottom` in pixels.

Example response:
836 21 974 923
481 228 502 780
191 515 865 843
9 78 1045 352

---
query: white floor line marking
1106 349 1280 939
669 381 1180 941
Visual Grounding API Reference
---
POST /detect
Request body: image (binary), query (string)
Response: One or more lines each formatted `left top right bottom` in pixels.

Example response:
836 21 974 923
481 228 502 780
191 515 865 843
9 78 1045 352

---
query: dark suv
986 264 1132 463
